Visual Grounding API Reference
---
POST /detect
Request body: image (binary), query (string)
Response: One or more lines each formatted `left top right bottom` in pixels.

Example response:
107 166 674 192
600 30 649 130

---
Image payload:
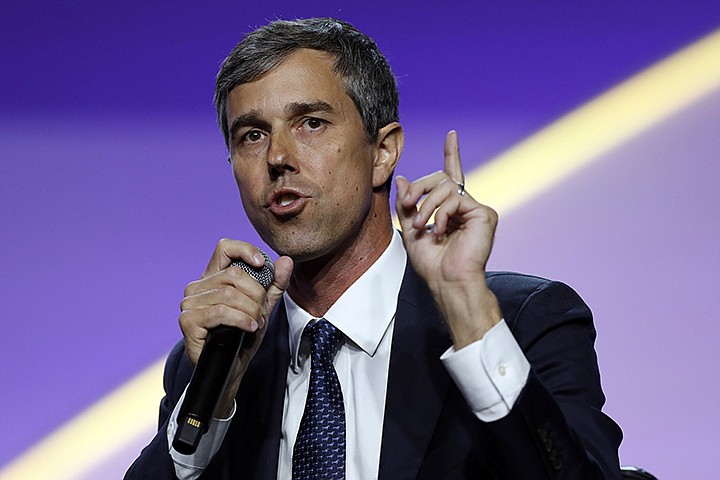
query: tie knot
304 319 343 365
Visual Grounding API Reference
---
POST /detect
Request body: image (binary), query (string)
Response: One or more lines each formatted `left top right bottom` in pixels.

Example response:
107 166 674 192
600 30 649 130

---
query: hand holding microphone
174 241 292 454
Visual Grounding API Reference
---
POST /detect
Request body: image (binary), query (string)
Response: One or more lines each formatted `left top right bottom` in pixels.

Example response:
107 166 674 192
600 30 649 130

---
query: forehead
226 48 353 117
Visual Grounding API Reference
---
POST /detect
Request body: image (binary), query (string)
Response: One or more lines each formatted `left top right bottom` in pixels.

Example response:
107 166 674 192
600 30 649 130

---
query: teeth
277 194 297 206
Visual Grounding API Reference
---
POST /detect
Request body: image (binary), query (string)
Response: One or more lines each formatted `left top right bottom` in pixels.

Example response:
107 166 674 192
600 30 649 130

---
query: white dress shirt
168 231 530 479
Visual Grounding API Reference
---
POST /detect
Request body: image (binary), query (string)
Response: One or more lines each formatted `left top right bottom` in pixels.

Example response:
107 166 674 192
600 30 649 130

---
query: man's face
226 49 384 262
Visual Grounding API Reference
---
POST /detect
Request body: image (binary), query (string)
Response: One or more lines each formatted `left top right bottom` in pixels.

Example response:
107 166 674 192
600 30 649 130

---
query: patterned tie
292 319 345 480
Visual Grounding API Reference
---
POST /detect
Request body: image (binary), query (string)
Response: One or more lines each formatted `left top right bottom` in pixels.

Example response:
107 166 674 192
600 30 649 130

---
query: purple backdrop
2 2 719 478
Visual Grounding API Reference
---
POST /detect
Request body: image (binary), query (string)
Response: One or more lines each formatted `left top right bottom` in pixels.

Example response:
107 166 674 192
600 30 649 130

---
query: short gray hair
214 17 399 148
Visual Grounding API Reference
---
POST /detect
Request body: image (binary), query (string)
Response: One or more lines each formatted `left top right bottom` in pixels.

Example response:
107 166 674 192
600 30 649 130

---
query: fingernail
250 320 259 331
253 252 264 265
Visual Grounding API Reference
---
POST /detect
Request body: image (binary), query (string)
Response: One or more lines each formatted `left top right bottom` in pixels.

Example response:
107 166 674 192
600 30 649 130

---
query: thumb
266 255 294 310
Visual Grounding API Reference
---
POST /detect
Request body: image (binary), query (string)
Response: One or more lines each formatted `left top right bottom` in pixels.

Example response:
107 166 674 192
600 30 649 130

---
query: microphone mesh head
230 249 275 288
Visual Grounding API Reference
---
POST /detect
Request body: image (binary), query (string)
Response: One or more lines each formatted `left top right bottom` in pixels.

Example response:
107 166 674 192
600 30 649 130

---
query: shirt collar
285 231 407 370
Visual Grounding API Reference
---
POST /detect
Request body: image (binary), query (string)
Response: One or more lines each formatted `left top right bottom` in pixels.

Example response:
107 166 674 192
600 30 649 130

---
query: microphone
172 249 275 455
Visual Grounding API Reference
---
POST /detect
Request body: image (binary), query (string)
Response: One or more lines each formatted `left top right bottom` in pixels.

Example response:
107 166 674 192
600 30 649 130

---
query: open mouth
276 193 298 207
268 190 306 216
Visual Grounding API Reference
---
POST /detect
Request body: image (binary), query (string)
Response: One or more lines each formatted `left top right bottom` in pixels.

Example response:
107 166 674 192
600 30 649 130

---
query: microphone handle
172 326 245 455
171 249 274 455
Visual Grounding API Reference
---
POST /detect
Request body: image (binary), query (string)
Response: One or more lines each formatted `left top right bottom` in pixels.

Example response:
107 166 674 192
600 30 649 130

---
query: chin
257 215 360 264
263 230 330 262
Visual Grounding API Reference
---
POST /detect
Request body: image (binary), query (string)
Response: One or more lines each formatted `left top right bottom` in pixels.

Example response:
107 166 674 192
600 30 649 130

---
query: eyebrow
285 101 335 117
228 101 336 142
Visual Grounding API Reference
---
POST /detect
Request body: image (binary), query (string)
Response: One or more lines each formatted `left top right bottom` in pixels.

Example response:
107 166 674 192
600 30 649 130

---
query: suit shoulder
485 271 581 297
485 271 589 327
485 271 555 297
486 270 549 285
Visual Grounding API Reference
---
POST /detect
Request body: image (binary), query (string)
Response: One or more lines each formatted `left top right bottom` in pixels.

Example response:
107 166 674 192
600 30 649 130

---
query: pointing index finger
444 130 464 185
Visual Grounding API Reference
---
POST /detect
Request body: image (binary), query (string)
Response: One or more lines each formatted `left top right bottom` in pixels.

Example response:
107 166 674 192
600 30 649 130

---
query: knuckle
179 296 191 312
225 266 243 280
178 310 192 330
488 206 499 221
183 280 199 297
250 280 266 298
431 171 447 185
216 237 236 256
480 205 499 224
219 285 235 301
207 303 228 319
250 303 262 322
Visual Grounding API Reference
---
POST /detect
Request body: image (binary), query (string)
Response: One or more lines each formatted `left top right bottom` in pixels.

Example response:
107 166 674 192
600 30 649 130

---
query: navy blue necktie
292 319 345 480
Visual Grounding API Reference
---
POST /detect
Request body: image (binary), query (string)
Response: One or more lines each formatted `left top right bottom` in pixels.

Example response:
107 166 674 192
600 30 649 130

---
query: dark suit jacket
125 265 623 479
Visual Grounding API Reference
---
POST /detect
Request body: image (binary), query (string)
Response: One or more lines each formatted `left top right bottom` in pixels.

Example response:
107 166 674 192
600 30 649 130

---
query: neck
287 199 394 318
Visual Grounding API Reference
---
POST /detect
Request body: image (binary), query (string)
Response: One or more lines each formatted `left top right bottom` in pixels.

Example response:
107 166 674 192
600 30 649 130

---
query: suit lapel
378 264 453 480
232 267 453 479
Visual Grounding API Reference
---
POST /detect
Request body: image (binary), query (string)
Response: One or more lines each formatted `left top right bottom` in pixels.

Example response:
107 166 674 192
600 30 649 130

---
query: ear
372 122 404 188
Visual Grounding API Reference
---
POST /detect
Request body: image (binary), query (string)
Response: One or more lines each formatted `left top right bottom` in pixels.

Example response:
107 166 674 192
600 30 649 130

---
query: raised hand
395 131 502 348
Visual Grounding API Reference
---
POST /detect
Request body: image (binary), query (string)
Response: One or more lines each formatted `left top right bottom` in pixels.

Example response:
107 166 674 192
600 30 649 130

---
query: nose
267 130 298 179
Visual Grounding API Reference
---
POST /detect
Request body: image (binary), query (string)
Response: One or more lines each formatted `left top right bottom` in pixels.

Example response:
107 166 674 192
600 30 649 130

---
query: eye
303 117 326 131
242 129 265 143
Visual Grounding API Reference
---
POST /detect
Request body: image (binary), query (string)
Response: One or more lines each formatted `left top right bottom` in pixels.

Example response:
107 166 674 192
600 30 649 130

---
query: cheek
232 172 264 216
331 167 373 211
332 142 374 182
233 162 260 191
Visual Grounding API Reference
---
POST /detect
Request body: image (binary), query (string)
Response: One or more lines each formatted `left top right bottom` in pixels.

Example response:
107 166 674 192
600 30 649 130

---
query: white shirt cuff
167 390 235 480
440 319 530 422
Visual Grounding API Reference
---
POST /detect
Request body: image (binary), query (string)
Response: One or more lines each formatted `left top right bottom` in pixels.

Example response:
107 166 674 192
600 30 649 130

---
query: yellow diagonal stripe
463 28 720 215
0 359 164 480
3 27 720 480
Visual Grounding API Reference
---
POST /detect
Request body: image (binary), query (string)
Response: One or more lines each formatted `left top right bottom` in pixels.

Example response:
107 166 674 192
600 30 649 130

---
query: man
126 17 622 479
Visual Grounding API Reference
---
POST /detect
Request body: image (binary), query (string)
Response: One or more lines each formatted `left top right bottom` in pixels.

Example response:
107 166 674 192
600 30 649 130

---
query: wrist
431 281 502 349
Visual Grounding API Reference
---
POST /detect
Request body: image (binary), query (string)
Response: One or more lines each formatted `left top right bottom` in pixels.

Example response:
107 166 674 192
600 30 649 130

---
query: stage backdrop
1 2 719 479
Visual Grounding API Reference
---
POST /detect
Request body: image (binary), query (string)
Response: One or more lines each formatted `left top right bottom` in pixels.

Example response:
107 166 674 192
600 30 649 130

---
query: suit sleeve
123 341 191 480
481 276 623 479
